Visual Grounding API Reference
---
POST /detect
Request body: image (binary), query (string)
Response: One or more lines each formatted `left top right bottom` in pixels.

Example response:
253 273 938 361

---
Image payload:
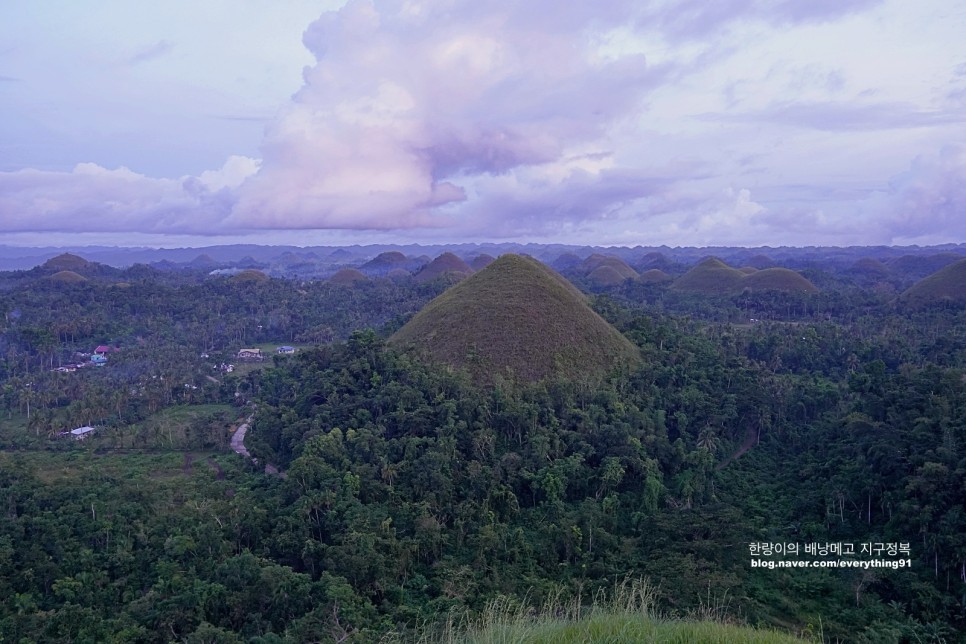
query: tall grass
392 577 810 644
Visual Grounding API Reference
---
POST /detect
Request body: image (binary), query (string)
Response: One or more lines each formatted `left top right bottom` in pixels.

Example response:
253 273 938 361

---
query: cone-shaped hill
746 254 775 269
578 254 638 280
229 269 270 284
742 268 819 293
414 252 473 283
888 253 964 280
587 265 628 287
390 254 640 384
360 251 411 276
672 258 817 294
469 253 496 271
32 252 119 281
635 252 671 271
900 259 966 304
43 253 90 271
848 257 891 278
670 258 745 293
638 269 672 284
551 252 583 271
328 268 369 285
189 254 217 267
46 270 89 283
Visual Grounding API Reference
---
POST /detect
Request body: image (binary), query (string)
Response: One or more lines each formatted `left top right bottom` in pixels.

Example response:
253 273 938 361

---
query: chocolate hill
328 268 369 285
390 254 640 384
638 269 672 284
551 252 583 271
469 254 496 271
671 258 817 294
635 252 672 271
587 265 629 287
900 259 966 304
43 253 90 271
742 268 818 293
413 252 473 283
46 270 89 283
229 269 270 284
360 251 413 277
888 253 965 281
670 258 745 293
578 254 638 280
31 252 119 282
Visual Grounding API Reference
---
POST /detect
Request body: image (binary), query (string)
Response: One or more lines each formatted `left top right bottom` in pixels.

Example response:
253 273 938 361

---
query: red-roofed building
94 345 113 355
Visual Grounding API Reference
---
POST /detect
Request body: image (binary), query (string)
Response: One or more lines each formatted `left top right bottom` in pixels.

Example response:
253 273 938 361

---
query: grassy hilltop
390 254 640 384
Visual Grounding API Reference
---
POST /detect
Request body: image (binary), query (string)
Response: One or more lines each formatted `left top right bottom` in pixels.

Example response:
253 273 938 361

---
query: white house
69 426 96 440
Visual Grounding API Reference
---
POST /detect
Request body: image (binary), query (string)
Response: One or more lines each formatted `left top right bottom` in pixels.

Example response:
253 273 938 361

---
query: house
94 345 113 355
69 426 96 440
90 354 108 366
276 346 296 354
237 348 262 360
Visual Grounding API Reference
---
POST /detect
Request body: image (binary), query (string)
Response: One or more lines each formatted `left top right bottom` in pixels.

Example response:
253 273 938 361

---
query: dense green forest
1 256 964 642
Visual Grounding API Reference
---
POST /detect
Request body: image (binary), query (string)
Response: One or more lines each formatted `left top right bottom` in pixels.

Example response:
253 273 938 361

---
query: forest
0 249 964 642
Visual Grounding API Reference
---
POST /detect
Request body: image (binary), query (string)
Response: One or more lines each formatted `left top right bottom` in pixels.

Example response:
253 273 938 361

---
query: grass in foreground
405 578 810 644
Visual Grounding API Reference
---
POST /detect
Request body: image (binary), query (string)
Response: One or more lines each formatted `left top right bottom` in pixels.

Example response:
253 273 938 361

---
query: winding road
230 416 253 459
230 414 285 477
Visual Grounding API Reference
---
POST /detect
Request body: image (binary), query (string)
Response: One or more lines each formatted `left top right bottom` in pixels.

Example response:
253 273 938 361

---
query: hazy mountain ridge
4 242 965 273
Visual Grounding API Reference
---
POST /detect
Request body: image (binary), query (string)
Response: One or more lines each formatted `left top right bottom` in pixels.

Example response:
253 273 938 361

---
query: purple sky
1 0 965 247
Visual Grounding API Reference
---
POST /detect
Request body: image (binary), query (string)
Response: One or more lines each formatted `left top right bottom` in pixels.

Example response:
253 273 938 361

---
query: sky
1 0 965 249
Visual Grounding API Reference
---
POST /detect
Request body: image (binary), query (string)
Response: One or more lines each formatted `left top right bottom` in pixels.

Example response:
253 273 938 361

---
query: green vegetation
1 249 966 642
390 254 640 383
413 579 807 643
108 403 237 449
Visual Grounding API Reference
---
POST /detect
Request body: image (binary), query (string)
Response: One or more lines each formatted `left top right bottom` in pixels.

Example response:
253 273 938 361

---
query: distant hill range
390 254 640 385
3 245 965 292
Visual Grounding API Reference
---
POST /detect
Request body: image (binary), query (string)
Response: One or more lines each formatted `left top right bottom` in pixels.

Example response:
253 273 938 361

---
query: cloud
128 40 175 65
883 145 966 241
640 0 883 40
701 100 966 131
1 0 958 247
229 0 668 232
739 145 966 245
0 157 257 235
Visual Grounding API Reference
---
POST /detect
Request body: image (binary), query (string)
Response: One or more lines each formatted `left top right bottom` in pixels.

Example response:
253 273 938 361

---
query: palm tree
696 426 721 455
